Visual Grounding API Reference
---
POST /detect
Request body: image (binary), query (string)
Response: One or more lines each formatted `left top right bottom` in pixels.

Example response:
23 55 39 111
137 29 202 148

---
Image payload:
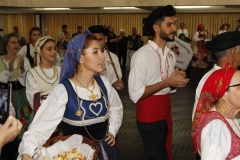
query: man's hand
166 68 189 88
177 69 187 78
112 80 124 90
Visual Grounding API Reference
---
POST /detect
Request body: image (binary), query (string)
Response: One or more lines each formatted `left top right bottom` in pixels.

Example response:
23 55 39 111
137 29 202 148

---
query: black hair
77 26 82 29
62 24 68 29
154 9 176 26
88 25 108 36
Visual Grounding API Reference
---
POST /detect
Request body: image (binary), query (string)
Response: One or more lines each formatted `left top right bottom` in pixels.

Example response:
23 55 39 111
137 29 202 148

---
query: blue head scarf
60 30 92 83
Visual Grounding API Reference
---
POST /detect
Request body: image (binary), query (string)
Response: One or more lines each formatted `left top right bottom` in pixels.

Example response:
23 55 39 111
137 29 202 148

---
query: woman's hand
0 116 22 150
22 154 34 160
105 132 115 146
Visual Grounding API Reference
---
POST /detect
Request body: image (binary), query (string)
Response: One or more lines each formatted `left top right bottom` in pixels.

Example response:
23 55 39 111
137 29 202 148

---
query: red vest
197 111 240 160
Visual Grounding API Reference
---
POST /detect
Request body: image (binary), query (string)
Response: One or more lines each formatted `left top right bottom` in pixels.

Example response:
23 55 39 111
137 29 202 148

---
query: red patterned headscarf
191 62 236 153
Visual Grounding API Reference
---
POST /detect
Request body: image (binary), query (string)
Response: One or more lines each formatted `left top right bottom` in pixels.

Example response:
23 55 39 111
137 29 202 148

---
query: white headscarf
35 35 54 65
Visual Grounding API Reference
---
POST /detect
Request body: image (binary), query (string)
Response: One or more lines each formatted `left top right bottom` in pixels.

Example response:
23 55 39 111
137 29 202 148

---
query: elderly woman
18 30 123 160
25 36 61 117
192 63 240 160
219 23 230 34
0 33 31 137
17 26 61 67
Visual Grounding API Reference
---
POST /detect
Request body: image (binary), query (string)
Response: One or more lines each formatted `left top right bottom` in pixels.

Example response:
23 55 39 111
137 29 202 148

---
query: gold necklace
74 78 109 141
39 64 56 80
232 119 240 133
75 75 98 102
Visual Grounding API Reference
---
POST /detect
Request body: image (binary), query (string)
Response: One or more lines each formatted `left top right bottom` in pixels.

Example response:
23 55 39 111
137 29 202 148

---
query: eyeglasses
226 83 240 91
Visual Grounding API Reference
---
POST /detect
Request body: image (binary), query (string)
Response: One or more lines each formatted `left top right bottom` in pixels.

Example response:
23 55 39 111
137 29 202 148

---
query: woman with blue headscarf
18 30 123 160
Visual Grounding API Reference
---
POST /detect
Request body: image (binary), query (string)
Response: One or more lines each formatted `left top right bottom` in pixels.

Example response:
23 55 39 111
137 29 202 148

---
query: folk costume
192 31 240 121
88 25 122 85
0 33 31 138
192 24 208 68
25 36 61 114
18 27 61 67
192 64 240 160
18 31 123 160
129 6 177 160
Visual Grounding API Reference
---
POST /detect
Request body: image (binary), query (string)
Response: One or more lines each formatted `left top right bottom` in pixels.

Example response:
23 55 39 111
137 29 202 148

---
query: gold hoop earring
79 64 83 73
220 100 227 114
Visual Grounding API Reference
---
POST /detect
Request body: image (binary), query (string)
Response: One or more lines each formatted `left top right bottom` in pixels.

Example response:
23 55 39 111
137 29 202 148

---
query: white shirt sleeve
0 70 12 83
193 32 203 42
111 55 122 84
102 77 123 137
200 119 231 160
25 71 42 109
17 45 27 57
57 32 65 42
18 84 67 159
185 29 189 37
54 52 61 66
128 56 146 103
19 57 31 86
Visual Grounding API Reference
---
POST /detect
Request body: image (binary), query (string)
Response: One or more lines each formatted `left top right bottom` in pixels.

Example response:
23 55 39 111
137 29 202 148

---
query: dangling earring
220 100 227 114
79 64 83 73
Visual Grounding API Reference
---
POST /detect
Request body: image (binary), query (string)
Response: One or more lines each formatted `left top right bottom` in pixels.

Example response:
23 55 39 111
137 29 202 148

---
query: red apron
137 94 172 160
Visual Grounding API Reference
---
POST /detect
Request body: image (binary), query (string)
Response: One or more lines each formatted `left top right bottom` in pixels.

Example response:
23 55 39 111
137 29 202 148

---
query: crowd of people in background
0 5 240 160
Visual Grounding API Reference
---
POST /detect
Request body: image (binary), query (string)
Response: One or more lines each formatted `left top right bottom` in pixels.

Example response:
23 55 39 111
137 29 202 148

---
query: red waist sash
136 94 171 122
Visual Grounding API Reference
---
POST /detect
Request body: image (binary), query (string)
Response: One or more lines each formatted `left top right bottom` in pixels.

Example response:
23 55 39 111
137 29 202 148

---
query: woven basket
43 135 99 160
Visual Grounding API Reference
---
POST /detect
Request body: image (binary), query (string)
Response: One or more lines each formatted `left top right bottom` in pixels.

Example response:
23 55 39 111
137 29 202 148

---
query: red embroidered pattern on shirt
148 43 170 81
103 61 107 77
156 50 170 81
107 61 112 65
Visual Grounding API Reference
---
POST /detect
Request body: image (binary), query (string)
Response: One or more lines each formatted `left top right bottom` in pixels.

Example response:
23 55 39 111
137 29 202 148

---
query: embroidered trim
31 66 59 84
62 115 109 126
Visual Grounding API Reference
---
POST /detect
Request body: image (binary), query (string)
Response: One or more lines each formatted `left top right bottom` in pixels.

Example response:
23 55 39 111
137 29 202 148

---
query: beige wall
1 0 240 7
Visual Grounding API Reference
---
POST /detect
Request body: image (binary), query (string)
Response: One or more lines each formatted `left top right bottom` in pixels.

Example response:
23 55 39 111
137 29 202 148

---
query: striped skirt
12 88 32 138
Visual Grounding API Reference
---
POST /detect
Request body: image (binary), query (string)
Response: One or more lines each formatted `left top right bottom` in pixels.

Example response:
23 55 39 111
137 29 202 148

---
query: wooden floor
117 70 197 160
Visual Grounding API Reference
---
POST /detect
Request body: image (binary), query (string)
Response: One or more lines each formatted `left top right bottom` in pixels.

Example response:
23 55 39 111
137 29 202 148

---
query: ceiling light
174 6 211 9
34 8 71 10
103 7 139 10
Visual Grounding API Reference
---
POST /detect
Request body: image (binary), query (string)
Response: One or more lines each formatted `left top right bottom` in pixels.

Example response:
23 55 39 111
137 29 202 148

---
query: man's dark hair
77 26 82 29
62 24 68 29
154 9 176 26
89 25 108 36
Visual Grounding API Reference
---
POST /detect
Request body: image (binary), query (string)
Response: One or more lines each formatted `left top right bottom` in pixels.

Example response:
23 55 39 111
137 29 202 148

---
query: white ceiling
0 6 240 13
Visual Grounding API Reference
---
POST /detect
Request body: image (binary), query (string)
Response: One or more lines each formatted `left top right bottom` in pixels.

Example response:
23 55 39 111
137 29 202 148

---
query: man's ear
153 24 160 33
231 48 236 58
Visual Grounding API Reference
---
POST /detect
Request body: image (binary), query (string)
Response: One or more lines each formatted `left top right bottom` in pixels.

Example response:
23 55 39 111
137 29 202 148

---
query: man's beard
159 29 176 42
